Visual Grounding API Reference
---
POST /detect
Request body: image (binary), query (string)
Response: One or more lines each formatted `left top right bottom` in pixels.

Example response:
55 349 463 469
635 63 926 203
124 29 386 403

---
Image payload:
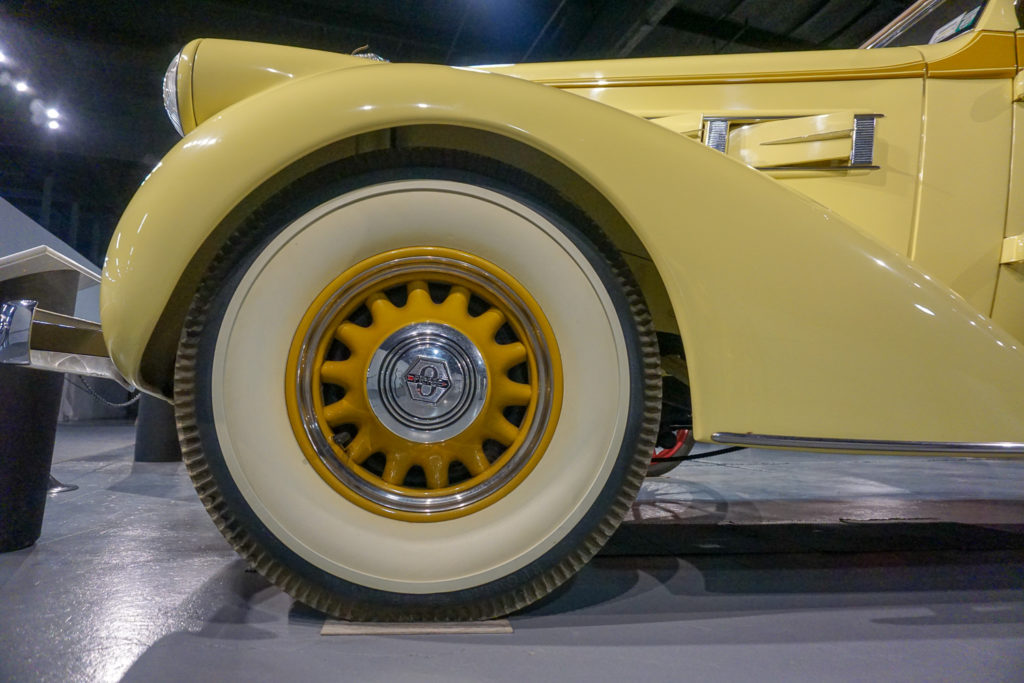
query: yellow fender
102 52 1024 446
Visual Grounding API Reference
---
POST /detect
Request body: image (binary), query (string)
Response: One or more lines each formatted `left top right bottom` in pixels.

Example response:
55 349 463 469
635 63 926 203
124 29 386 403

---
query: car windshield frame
862 0 990 48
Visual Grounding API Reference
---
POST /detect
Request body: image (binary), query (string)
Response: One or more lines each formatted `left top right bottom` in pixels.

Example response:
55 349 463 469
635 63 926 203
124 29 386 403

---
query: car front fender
102 61 1024 446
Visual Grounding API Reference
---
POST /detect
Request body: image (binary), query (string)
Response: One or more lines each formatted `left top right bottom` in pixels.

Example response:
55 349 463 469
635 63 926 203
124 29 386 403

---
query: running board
0 299 131 389
713 432 1024 455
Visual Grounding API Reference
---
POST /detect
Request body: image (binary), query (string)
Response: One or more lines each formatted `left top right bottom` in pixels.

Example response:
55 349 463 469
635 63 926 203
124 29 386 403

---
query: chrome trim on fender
0 299 131 389
702 114 882 169
756 165 881 172
850 114 882 166
703 118 730 153
712 432 1024 454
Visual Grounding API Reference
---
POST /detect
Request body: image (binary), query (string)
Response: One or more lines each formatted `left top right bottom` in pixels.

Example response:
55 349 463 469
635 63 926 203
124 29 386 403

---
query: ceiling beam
573 0 679 59
660 7 819 52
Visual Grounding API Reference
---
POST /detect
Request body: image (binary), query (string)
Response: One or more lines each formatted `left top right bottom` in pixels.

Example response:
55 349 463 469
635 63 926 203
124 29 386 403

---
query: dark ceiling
0 0 913 265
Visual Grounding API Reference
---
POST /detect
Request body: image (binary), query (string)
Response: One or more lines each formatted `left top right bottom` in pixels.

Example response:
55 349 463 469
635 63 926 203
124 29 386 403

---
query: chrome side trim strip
712 432 1024 454
756 165 881 172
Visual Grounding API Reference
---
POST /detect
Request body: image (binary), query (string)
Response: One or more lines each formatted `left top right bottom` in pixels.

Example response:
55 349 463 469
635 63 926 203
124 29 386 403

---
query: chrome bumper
0 299 131 389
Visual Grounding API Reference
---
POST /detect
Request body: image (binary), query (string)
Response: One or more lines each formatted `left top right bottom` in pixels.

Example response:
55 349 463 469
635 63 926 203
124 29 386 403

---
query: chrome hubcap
367 323 488 443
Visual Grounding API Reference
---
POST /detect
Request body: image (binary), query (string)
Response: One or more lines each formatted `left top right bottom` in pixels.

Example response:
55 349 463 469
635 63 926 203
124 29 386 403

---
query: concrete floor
1 420 1023 682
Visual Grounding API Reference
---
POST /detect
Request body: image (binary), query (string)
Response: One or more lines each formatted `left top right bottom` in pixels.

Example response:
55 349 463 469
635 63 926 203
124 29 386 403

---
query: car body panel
483 44 927 87
180 38 378 135
993 71 1024 342
101 0 1024 451
558 75 926 263
921 30 1017 78
101 57 1024 448
912 76 1011 312
493 26 1018 318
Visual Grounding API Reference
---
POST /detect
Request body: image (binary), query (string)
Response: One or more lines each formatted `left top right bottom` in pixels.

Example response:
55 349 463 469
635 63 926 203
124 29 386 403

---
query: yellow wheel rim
285 247 563 522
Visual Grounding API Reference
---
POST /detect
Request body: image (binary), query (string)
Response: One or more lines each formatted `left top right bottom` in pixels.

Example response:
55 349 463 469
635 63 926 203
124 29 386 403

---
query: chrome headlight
162 50 183 136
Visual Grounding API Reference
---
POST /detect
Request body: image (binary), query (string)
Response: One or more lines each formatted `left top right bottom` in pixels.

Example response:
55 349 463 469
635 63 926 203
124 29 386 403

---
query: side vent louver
698 113 883 171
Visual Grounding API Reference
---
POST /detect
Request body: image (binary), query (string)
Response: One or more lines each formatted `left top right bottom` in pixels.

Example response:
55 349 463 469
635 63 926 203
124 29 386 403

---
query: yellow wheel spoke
474 307 506 340
382 452 414 485
334 321 371 348
366 291 397 326
323 398 363 426
406 280 432 309
343 431 373 465
493 379 532 407
460 448 491 477
424 455 450 489
320 360 362 388
438 286 470 318
486 416 521 446
492 342 528 373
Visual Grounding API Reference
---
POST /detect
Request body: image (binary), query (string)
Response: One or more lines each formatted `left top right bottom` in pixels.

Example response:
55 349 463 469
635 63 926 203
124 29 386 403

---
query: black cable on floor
654 445 745 464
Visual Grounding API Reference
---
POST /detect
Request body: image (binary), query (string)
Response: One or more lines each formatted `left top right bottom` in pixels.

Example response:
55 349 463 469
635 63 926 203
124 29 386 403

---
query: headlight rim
162 49 184 137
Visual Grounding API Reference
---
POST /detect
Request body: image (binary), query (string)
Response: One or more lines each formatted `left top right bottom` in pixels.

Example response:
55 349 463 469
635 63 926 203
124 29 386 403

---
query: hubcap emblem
405 358 452 403
367 323 488 443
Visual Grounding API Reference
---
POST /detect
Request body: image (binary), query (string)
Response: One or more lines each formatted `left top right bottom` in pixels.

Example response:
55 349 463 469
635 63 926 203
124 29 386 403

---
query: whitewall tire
174 150 659 620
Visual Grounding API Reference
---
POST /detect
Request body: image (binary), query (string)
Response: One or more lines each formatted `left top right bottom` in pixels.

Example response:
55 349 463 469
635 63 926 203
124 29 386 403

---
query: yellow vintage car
3 0 1023 620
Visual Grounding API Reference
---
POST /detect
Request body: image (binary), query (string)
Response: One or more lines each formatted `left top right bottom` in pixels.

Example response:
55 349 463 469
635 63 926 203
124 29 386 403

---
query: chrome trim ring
366 323 488 443
293 254 556 515
162 50 183 136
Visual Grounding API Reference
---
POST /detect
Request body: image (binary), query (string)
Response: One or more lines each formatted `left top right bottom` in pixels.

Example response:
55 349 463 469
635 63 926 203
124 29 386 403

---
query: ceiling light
0 51 8 64
14 80 28 93
45 107 59 119
47 120 60 130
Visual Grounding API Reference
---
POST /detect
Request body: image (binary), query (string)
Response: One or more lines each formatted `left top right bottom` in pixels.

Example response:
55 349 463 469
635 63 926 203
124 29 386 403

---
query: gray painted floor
2 421 1023 682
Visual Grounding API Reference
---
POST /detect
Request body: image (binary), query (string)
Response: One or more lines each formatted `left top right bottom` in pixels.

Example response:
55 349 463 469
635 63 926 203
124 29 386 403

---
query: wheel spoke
423 454 450 489
474 307 506 340
366 291 396 325
492 379 532 407
343 431 373 464
406 280 432 310
438 285 470 317
381 452 414 485
491 342 528 373
321 360 361 388
460 448 491 477
486 416 520 446
334 321 371 348
323 398 363 426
